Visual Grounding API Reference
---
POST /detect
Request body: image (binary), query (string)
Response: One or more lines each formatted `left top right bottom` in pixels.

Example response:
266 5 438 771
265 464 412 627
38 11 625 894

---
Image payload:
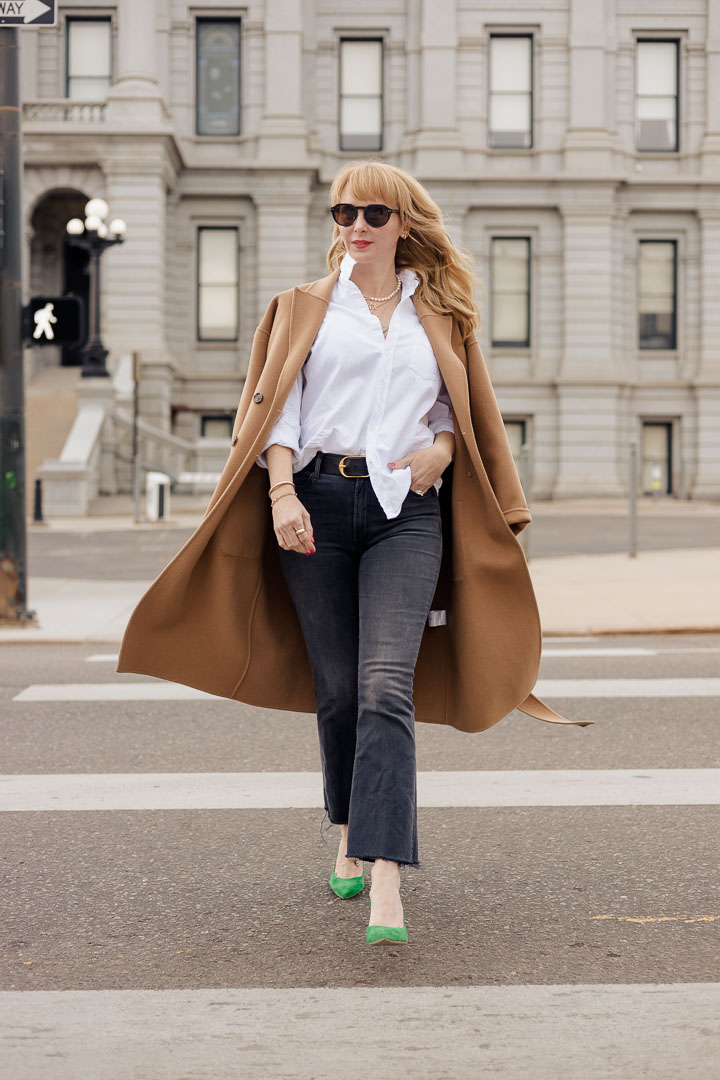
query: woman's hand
388 441 453 494
272 494 316 554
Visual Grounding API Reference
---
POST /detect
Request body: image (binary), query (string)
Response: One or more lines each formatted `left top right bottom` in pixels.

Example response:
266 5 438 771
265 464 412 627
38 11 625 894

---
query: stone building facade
19 0 720 500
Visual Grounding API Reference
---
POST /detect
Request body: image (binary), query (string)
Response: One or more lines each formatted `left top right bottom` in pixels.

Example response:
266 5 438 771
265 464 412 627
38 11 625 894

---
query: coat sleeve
255 368 302 468
464 332 531 536
229 294 280 441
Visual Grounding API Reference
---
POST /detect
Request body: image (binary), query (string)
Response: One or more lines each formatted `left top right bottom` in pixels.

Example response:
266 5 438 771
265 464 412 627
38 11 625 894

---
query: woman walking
258 162 462 944
117 162 589 949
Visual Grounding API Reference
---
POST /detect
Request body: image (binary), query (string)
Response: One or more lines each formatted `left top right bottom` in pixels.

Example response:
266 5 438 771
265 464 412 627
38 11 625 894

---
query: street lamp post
66 199 127 378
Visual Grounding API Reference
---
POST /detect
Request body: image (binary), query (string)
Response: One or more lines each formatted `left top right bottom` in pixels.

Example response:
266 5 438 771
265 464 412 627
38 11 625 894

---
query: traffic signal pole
0 28 33 624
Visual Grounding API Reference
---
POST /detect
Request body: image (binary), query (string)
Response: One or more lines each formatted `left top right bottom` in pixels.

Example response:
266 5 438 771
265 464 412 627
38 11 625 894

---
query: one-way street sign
0 0 55 25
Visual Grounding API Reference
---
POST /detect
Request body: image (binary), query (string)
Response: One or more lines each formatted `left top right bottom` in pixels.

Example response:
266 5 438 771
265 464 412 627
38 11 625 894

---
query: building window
641 421 672 495
339 38 383 152
201 415 234 438
491 237 530 346
66 17 112 100
504 419 527 473
635 40 679 152
488 35 533 149
638 240 677 350
197 227 239 342
197 19 241 137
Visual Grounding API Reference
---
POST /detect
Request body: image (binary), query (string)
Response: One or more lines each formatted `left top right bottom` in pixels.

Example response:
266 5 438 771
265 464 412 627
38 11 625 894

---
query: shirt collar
339 250 419 299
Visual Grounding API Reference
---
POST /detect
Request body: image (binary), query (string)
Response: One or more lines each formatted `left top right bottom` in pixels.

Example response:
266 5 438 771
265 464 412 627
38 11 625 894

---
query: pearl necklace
361 275 402 314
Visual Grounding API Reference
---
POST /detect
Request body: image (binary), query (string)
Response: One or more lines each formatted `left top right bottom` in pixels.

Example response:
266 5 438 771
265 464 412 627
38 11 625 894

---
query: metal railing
112 407 193 484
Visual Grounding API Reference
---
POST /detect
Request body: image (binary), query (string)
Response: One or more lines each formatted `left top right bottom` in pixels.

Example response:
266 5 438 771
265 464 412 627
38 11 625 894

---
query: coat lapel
273 270 341 401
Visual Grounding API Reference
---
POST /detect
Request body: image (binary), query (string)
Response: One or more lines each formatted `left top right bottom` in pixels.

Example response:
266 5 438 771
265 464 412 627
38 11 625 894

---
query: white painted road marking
2 769 719 812
536 678 720 696
542 647 720 657
12 676 720 703
1 985 718 1080
13 683 223 702
542 648 657 657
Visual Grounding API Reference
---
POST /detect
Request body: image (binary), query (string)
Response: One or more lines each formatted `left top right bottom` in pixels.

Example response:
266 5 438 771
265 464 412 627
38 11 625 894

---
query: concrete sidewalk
2 545 718 644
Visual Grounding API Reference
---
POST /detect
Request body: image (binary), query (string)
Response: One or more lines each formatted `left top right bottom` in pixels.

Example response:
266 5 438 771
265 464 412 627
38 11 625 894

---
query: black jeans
277 451 443 869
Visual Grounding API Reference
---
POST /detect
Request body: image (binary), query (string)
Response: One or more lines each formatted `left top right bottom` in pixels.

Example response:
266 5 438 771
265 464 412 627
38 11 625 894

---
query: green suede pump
329 859 365 899
366 896 408 945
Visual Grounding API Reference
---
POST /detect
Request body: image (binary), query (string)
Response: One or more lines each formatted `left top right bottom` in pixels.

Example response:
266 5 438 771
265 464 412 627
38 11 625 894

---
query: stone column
562 0 615 171
102 147 175 431
693 209 720 497
554 203 624 497
257 0 307 164
414 0 461 174
701 0 720 174
253 172 312 313
106 0 167 126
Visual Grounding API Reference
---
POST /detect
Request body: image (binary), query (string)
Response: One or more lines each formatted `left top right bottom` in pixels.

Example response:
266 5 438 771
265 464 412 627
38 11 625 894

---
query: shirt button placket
367 335 394 496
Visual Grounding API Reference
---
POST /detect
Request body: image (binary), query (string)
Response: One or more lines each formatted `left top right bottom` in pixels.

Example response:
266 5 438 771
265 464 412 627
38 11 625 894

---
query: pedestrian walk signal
22 296 86 348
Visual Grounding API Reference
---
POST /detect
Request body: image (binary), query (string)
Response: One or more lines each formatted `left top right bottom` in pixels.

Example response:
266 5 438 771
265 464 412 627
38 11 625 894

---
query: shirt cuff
429 419 455 437
255 426 300 470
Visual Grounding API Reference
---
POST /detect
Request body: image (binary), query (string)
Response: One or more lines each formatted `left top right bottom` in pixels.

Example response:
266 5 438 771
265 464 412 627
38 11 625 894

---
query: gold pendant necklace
362 275 401 315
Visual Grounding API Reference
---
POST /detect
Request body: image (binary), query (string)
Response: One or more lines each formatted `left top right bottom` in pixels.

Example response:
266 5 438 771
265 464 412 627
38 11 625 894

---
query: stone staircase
24 365 81 517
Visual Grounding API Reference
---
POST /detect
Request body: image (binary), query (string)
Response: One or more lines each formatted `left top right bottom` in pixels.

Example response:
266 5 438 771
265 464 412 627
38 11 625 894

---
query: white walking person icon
33 302 58 341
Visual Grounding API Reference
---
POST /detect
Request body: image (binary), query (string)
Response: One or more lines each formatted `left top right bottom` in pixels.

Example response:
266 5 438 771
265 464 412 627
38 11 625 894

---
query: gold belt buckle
338 455 369 478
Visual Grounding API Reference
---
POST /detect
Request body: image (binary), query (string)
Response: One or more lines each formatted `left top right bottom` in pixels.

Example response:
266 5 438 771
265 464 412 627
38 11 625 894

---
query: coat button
231 434 238 446
253 391 264 403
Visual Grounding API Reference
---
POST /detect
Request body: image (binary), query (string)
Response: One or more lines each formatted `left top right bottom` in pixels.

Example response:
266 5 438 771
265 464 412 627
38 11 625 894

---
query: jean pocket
292 466 316 493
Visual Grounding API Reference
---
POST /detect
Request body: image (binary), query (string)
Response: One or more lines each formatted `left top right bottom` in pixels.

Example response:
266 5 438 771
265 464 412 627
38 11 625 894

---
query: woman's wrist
271 490 299 509
432 430 455 464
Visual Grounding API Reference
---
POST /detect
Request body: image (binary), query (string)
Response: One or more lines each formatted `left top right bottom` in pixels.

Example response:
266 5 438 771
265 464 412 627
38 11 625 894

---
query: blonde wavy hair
327 161 481 340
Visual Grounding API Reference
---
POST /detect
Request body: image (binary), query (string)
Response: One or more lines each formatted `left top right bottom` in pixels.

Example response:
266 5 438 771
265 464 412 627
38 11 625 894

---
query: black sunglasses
330 203 401 228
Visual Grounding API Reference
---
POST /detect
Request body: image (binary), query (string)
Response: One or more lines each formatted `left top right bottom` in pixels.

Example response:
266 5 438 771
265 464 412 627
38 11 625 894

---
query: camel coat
116 267 591 733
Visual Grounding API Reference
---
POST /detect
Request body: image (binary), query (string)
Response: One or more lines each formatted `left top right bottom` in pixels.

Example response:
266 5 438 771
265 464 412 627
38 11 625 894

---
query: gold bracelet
270 490 297 508
268 480 296 499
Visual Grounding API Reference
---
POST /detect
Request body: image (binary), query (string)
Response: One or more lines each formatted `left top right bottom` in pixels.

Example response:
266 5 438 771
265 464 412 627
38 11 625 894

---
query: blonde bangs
330 162 410 216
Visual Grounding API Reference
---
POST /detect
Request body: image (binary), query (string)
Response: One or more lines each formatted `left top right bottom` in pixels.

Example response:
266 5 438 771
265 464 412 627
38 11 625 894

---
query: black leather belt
317 452 369 477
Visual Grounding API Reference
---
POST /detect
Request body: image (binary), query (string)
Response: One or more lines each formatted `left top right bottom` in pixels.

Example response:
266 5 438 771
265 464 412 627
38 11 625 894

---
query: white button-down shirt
256 251 455 519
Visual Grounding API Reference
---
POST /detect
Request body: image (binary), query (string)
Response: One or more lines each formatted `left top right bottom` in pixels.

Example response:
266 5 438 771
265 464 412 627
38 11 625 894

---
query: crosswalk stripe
12 677 720 702
537 678 720 696
2 769 719 812
542 647 656 657
13 683 221 701
543 647 720 657
1 985 718 1080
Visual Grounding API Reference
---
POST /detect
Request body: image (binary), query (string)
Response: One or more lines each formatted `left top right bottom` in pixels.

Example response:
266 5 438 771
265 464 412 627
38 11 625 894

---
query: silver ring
295 527 306 534
413 489 424 496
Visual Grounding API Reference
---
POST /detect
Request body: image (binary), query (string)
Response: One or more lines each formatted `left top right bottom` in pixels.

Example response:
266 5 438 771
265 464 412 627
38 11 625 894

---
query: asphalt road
1 635 719 1078
26 508 720 580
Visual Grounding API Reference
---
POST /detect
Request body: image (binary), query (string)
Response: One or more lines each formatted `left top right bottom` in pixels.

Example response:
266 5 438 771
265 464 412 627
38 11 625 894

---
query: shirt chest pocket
406 340 440 383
